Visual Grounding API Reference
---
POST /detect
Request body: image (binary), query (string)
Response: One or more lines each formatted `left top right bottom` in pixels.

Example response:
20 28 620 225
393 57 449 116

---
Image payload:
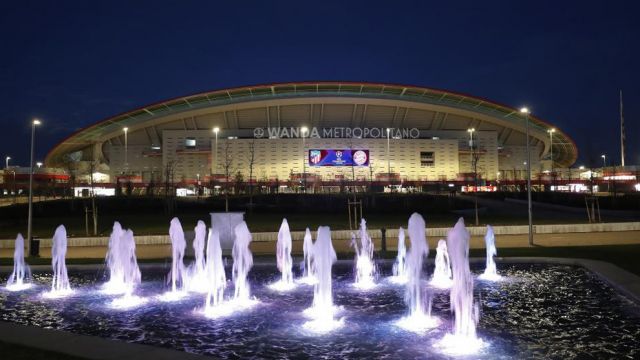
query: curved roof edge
45 81 578 167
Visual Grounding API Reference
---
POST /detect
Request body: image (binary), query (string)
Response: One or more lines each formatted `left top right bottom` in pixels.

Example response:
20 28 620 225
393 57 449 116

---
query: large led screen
308 149 369 166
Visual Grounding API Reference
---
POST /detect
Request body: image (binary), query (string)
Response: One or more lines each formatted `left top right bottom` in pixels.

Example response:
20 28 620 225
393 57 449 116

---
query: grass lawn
3 210 615 239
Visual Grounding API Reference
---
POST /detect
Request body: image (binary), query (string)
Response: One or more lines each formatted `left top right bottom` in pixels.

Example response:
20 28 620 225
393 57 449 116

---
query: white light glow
110 295 148 309
296 276 318 285
157 290 188 302
435 333 487 356
268 279 297 292
394 312 440 334
302 305 345 334
42 289 74 299
477 272 503 281
387 275 408 285
5 282 33 292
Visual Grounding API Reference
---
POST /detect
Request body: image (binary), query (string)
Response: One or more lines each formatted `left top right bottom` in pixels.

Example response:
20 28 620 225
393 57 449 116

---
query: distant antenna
620 90 626 167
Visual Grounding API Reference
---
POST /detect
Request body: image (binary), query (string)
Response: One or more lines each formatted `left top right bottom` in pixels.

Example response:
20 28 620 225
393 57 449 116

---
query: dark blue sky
1 1 638 167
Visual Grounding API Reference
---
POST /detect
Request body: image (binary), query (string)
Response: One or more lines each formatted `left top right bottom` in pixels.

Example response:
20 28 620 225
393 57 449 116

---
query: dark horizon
1 1 638 168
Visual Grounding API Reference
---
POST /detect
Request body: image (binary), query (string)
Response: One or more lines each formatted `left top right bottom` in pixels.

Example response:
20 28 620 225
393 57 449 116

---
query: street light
5 156 10 169
547 128 556 173
27 118 41 256
213 127 220 177
386 128 391 176
301 126 308 192
36 162 43 168
520 107 533 246
467 127 476 169
601 154 606 168
123 127 129 172
467 128 478 225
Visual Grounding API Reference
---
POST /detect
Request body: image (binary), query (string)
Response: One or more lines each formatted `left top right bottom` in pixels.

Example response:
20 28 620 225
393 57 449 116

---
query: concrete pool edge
1 257 638 360
0 320 208 360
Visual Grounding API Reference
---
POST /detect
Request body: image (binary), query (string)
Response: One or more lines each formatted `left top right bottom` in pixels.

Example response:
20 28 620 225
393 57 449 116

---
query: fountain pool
2 261 639 359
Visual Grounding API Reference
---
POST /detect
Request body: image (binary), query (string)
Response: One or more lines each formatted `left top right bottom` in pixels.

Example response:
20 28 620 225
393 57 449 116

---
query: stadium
44 81 578 194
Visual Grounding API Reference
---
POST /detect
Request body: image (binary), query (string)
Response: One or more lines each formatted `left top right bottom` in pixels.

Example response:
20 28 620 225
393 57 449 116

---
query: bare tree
246 140 256 209
164 160 177 215
471 140 481 226
222 140 236 212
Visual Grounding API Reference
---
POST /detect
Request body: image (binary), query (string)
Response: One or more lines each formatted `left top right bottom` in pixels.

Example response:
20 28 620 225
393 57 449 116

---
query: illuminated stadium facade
45 82 577 192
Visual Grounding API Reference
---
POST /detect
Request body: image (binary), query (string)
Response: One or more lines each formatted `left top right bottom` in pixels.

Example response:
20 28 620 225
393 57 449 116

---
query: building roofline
45 81 578 166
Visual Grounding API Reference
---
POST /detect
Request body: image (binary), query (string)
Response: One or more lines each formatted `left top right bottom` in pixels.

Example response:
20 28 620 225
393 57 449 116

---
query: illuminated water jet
5 233 31 291
389 227 407 284
436 218 486 354
43 225 73 298
394 213 439 333
297 228 317 285
430 239 452 288
303 226 344 333
186 220 208 293
478 225 501 281
352 219 376 290
159 218 187 301
269 218 296 291
102 223 141 296
230 221 258 308
202 229 229 318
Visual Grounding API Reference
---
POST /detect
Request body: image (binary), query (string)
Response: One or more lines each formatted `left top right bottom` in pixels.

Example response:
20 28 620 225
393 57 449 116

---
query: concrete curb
2 222 639 248
0 320 208 360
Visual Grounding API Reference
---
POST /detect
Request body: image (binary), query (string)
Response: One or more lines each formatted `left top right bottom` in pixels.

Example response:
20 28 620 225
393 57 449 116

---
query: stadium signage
253 127 419 139
308 149 370 167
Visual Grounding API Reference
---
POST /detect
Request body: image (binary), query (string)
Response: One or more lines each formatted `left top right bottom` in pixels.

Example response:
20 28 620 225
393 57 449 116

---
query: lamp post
301 126 308 193
36 162 43 168
547 128 555 172
123 127 129 173
386 128 391 180
27 119 41 256
5 156 10 169
467 128 478 226
602 154 608 194
213 127 219 193
520 107 533 246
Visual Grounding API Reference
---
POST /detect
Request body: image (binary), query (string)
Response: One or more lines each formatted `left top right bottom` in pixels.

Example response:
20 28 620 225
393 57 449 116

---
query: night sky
1 1 638 167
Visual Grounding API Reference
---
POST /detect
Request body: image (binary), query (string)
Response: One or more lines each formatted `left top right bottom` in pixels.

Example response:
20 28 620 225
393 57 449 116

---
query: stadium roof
46 81 577 167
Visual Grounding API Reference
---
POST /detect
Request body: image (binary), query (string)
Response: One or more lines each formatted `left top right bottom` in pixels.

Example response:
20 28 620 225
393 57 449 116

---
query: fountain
202 229 230 318
430 239 453 288
103 222 141 294
186 220 208 292
44 225 72 298
298 227 317 285
303 226 344 333
108 228 146 309
389 227 407 284
436 217 485 355
231 221 257 307
352 218 376 289
394 213 439 333
478 225 501 281
159 217 187 301
269 218 295 291
6 233 31 291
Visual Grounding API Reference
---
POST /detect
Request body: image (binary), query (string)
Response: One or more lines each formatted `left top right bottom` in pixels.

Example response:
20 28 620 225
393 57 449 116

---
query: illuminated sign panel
308 149 369 166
